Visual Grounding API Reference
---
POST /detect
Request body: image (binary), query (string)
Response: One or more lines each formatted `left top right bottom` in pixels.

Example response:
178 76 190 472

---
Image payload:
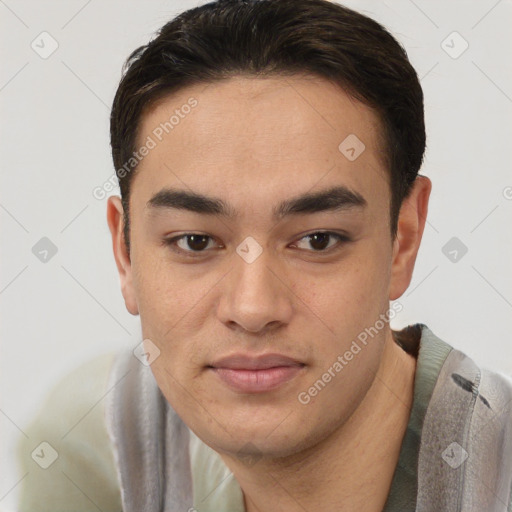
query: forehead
132 75 388 212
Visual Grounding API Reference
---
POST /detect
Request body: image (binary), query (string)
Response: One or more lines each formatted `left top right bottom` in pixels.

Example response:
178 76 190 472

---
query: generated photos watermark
92 97 198 201
297 301 403 405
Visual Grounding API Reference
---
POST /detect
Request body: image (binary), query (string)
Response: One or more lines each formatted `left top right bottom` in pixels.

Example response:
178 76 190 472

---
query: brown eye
293 231 349 252
164 233 217 255
179 234 211 251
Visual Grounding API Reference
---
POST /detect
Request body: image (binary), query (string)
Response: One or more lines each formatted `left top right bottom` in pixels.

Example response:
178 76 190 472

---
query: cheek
294 244 391 413
131 247 195 330
292 261 391 435
292 343 382 448
302 244 390 337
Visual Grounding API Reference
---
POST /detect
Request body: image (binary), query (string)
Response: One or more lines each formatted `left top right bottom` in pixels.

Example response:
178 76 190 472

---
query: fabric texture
17 324 512 511
382 324 453 510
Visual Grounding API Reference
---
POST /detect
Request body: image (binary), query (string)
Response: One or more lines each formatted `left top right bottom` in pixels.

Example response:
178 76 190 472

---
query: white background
1 0 511 509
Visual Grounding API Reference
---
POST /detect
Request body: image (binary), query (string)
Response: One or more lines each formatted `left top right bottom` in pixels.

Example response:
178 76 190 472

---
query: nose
217 245 294 334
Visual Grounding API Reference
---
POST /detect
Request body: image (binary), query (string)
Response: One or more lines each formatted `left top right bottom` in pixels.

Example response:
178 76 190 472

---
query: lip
208 353 305 393
210 353 304 370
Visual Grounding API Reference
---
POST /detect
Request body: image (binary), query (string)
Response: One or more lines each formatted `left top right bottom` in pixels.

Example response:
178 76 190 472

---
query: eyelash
162 231 350 257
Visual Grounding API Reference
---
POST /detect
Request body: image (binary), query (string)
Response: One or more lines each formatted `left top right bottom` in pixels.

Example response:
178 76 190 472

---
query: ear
389 175 432 300
106 196 139 315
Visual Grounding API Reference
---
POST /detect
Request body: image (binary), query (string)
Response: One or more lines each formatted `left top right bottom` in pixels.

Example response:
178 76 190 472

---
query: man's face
122 75 401 459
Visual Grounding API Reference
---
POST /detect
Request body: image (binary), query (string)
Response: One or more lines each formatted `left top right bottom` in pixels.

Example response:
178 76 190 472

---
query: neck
221 329 417 512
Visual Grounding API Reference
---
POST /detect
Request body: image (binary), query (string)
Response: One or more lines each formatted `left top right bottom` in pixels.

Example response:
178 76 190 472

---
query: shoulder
17 352 123 512
462 361 512 509
417 329 512 510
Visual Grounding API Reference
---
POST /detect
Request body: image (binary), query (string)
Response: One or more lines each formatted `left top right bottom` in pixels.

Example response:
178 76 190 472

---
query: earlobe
389 176 432 301
106 196 139 316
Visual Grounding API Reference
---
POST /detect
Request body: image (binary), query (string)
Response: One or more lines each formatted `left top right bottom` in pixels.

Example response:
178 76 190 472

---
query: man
18 0 512 510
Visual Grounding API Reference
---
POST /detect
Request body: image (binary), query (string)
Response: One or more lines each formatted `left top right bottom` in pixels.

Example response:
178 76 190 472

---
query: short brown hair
110 0 426 253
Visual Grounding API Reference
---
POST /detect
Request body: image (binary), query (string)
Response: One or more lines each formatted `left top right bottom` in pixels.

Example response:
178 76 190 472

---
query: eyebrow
146 185 367 220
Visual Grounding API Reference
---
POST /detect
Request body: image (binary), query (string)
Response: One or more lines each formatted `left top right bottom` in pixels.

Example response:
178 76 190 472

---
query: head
107 0 430 461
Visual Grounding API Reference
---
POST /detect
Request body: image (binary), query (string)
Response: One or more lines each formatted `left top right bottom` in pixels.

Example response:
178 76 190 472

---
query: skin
107 75 431 511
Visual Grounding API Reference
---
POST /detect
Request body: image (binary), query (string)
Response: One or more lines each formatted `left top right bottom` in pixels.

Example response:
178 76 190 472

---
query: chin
194 412 314 459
